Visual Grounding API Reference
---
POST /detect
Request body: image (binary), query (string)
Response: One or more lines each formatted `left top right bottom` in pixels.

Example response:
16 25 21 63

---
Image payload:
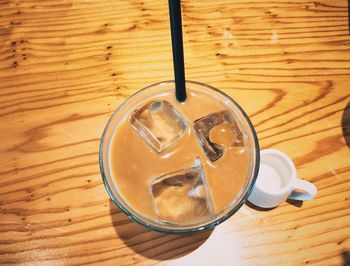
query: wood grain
0 0 349 265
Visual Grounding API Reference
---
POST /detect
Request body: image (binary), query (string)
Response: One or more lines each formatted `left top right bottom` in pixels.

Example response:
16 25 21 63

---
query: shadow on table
245 198 303 211
109 200 212 262
342 101 350 149
342 251 350 266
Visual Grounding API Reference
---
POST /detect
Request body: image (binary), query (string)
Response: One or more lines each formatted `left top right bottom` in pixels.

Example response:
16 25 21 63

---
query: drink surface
109 88 250 221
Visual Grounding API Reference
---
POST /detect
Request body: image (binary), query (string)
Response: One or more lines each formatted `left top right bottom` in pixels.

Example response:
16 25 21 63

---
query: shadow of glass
342 101 350 148
109 200 212 262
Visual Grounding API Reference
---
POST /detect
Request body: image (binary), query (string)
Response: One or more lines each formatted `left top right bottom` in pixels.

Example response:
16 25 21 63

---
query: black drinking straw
168 0 187 102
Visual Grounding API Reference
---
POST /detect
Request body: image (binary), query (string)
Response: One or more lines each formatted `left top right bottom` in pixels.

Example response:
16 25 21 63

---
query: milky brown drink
109 85 250 224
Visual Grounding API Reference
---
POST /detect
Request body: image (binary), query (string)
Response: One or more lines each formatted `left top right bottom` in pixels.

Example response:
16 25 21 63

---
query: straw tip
176 91 187 102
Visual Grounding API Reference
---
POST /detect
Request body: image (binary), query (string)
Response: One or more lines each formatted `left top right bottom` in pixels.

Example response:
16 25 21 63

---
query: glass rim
99 80 260 234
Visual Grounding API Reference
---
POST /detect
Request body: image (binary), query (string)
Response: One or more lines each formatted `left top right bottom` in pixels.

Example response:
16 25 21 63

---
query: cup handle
288 179 317 201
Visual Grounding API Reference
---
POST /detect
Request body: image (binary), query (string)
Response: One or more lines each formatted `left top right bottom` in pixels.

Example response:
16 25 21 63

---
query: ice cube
150 158 214 224
131 100 188 153
193 110 244 162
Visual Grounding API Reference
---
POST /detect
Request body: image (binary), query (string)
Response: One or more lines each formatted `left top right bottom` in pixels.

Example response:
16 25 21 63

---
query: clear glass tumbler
99 81 260 234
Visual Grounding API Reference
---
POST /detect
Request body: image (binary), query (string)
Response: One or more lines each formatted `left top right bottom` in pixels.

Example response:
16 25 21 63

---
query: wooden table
1 0 349 265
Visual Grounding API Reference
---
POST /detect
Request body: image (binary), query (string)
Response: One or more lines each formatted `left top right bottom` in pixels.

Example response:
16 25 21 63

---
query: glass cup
99 81 260 234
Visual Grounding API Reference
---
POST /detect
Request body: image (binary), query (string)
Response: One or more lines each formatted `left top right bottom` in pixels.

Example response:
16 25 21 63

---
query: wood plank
0 0 349 265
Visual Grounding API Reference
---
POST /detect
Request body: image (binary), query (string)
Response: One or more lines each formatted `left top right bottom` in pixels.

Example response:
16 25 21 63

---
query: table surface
1 0 350 265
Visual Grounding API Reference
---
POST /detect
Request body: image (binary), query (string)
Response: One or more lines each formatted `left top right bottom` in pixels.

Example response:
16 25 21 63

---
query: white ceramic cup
248 149 317 208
